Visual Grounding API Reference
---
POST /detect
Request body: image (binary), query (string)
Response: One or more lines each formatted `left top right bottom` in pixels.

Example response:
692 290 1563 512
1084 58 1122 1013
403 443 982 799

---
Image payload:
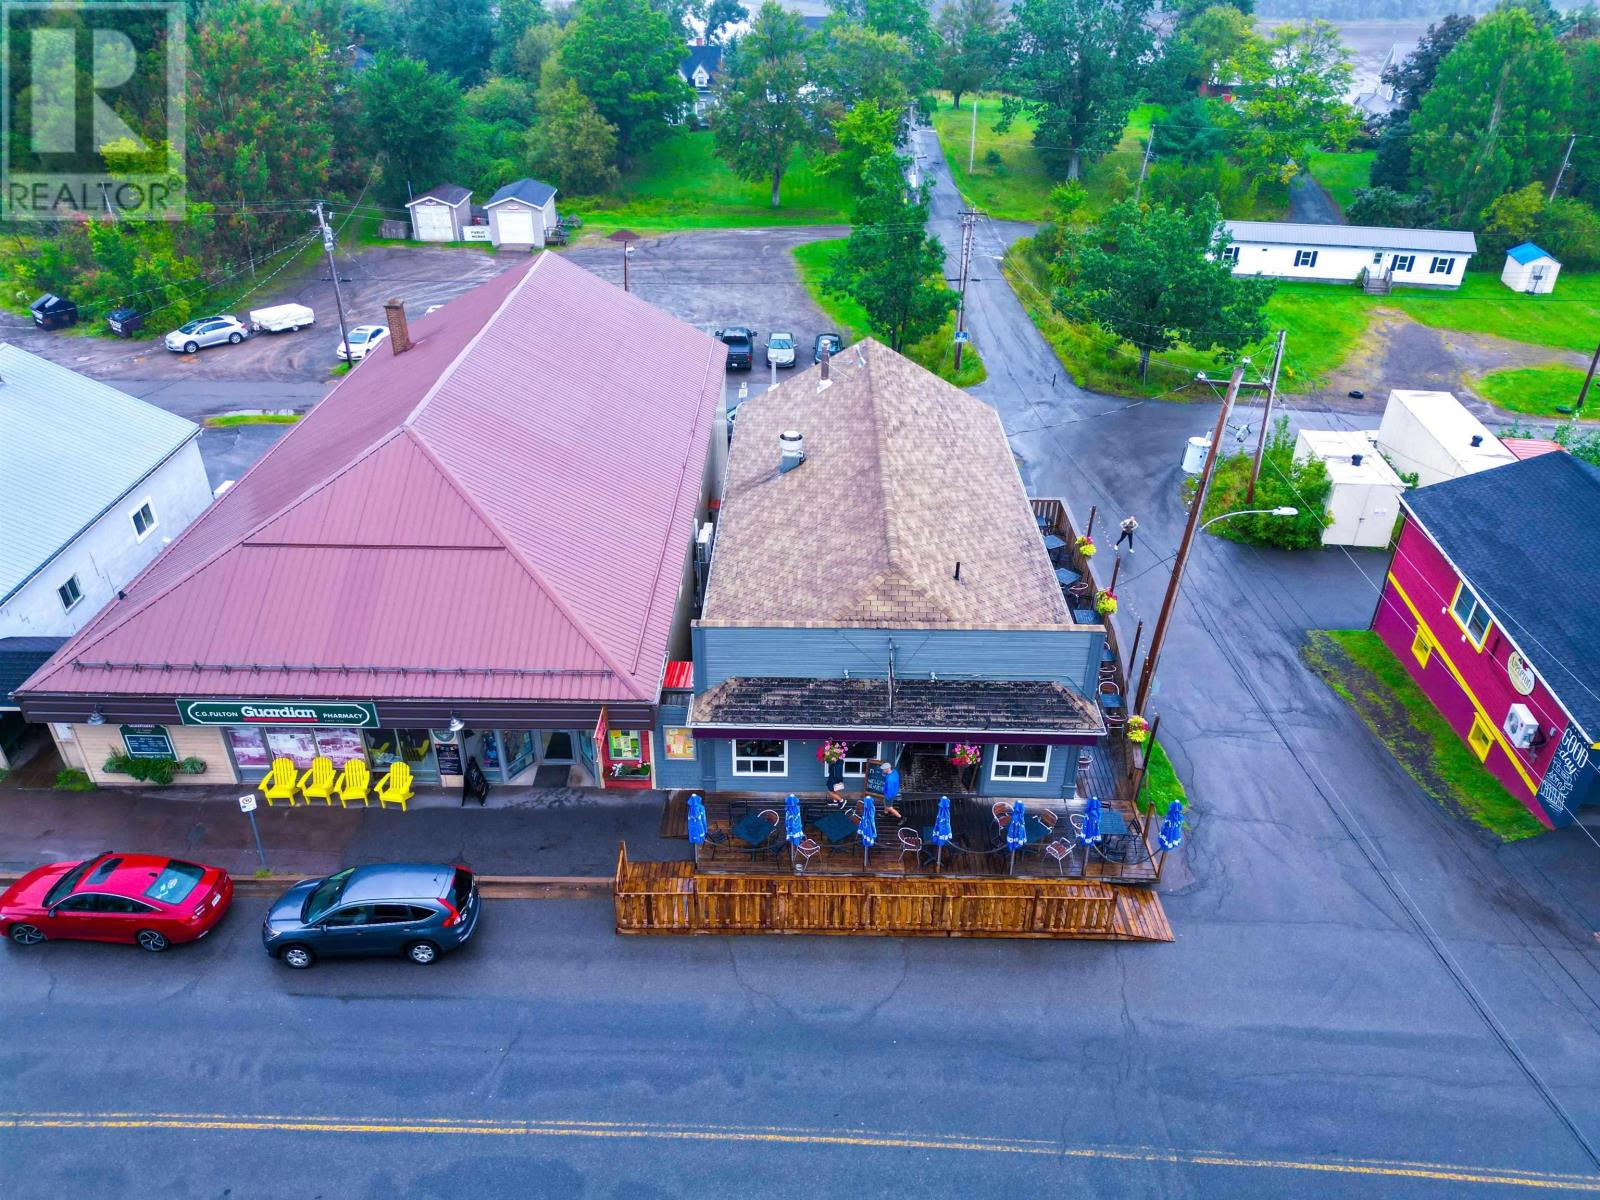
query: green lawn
1393 271 1600 355
1304 630 1547 841
792 238 986 387
1140 741 1188 818
1473 364 1592 417
1305 149 1374 214
203 413 302 428
565 128 853 235
929 95 1162 222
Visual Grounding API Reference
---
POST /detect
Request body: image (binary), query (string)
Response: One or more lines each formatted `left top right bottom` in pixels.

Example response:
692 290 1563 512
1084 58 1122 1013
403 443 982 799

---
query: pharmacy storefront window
365 729 440 783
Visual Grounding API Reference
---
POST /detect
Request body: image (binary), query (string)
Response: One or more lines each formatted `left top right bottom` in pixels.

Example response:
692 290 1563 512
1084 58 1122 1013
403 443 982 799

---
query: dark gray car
262 863 479 969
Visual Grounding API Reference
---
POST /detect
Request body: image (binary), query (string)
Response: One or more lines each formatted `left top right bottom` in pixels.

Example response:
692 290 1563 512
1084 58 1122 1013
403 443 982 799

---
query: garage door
414 203 453 241
497 209 537 245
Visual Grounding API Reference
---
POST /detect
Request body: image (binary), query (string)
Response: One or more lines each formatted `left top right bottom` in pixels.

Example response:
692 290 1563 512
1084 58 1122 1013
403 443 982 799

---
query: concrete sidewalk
0 783 685 879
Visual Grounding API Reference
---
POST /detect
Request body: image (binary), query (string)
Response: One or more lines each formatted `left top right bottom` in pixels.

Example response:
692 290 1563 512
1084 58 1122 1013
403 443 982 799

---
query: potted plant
1126 715 1150 745
1094 589 1118 616
1074 534 1096 557
948 742 982 790
816 739 849 765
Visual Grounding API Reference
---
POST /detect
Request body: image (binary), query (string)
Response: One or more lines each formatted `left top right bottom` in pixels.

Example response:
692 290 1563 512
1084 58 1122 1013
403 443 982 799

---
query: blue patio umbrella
686 794 707 863
931 795 953 872
1081 796 1103 847
858 795 878 865
784 793 804 851
1157 800 1184 852
1005 800 1026 874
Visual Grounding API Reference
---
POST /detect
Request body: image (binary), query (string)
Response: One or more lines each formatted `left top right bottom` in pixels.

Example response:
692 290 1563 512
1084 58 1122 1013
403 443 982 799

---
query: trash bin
106 307 143 338
29 293 79 330
1181 434 1213 475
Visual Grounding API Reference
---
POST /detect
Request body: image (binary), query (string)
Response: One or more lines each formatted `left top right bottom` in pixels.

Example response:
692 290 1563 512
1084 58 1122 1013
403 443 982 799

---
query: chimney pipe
1469 434 1483 447
954 561 961 581
778 429 805 474
819 342 830 380
1351 453 1363 466
383 297 412 355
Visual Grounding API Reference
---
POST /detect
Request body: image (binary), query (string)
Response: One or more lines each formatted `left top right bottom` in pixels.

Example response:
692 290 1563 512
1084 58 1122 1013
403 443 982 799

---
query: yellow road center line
2 1111 1596 1191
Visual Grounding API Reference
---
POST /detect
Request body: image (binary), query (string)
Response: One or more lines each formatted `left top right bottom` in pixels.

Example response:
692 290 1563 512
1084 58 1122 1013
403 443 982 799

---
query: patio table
733 813 777 847
1099 689 1125 711
1042 533 1068 564
1054 567 1081 587
1073 607 1102 625
1025 814 1054 844
815 810 858 845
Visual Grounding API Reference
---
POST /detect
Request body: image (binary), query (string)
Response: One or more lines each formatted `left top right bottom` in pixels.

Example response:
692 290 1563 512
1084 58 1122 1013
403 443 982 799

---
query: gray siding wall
694 626 1101 695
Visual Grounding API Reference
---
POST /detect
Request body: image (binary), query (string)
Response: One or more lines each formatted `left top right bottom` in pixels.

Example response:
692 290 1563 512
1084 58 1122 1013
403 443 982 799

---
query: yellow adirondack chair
298 757 336 805
333 760 371 808
375 761 413 811
257 758 298 807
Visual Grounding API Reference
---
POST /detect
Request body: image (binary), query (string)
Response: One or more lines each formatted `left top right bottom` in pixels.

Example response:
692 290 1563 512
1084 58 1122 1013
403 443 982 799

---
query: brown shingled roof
700 340 1070 629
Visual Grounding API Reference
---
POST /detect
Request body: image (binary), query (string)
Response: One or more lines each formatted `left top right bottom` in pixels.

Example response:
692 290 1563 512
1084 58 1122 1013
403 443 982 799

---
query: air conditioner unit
1503 703 1538 749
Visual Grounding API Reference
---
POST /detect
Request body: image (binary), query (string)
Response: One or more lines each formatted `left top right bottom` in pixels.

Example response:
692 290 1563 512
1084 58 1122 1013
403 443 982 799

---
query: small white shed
1375 390 1517 488
485 178 559 249
406 183 472 242
1294 429 1406 549
1501 242 1561 294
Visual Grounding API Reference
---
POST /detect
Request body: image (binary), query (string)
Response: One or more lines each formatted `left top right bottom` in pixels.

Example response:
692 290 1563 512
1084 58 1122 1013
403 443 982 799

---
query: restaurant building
16 253 723 790
1371 451 1600 827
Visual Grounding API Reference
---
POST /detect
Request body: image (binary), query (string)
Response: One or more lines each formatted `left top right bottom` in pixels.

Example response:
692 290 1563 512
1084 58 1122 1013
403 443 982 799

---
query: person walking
1116 515 1138 553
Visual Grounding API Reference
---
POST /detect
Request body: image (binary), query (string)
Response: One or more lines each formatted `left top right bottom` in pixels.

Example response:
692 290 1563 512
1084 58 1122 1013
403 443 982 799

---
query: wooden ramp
658 792 689 839
613 845 1172 942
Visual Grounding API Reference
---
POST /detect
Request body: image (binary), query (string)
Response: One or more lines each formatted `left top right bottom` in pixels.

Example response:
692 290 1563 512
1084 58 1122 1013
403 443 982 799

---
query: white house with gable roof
1221 221 1477 289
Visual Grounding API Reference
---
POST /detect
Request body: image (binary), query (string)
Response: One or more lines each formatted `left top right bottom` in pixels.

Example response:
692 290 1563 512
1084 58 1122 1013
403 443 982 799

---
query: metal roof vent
1470 434 1483 447
778 429 805 474
1351 452 1363 466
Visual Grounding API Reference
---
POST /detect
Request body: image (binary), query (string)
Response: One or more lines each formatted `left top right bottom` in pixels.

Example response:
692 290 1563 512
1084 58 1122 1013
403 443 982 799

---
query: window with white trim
57 575 82 611
841 741 880 778
1429 256 1455 275
732 739 786 776
1222 245 1240 264
130 499 158 540
1449 582 1492 649
1293 249 1319 268
991 744 1051 782
1392 253 1415 273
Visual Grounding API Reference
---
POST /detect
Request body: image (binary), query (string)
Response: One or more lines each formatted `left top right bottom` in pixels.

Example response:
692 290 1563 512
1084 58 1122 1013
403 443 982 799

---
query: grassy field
792 238 986 387
1304 631 1547 841
1393 271 1600 354
1141 741 1188 817
1305 149 1374 214
1473 364 1592 417
203 413 302 427
565 128 853 234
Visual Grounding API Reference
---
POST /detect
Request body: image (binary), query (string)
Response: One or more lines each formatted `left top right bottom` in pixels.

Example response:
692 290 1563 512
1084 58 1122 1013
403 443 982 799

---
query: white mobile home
1221 221 1477 289
1294 429 1406 549
485 178 559 249
405 183 473 242
1501 242 1561 294
1375 390 1516 488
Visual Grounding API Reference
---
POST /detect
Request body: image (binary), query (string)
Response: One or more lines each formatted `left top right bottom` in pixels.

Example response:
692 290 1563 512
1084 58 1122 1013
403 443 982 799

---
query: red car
0 852 233 953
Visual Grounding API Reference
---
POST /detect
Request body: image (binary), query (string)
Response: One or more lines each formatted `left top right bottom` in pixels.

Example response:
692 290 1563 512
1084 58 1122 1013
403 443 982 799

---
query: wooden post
1085 504 1098 539
1126 620 1144 686
1245 330 1286 504
1131 714 1161 799
1107 553 1122 595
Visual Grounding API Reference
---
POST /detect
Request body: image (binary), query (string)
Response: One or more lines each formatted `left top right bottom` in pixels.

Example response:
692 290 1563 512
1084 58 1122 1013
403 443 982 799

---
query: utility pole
1575 336 1600 415
953 209 978 371
1133 365 1244 716
316 201 352 363
1133 125 1156 204
969 97 979 174
1551 134 1576 202
1245 329 1288 504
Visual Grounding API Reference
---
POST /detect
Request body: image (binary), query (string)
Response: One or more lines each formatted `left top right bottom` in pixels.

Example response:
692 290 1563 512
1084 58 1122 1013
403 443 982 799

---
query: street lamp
1199 506 1297 532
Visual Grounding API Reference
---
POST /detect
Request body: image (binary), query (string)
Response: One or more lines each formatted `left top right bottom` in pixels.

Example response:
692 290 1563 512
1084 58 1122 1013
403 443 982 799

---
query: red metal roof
21 254 721 705
1500 438 1566 462
663 660 693 690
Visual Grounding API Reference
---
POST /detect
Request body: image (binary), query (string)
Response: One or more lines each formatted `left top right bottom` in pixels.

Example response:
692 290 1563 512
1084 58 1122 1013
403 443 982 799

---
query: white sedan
164 315 248 354
765 331 797 368
335 324 388 363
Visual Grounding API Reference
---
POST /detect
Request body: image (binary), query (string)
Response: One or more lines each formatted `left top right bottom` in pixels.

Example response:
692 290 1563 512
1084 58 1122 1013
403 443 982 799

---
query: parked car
248 303 315 333
813 332 843 364
715 326 755 371
765 331 797 369
262 863 480 969
1 853 233 953
164 314 247 354
335 324 388 362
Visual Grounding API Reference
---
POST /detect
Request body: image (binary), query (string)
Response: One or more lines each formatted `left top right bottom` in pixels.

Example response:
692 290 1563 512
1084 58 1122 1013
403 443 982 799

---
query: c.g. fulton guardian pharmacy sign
176 699 380 728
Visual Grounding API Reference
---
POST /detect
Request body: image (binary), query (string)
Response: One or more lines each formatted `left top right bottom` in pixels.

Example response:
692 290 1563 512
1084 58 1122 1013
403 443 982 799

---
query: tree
817 100 902 195
404 0 494 84
996 0 1158 181
1367 116 1412 191
559 0 693 158
829 0 938 59
1227 21 1357 184
358 52 463 204
1380 13 1474 117
1565 38 1600 202
1181 4 1255 88
704 0 748 43
1056 196 1273 380
827 153 956 351
492 0 551 75
1344 185 1443 229
456 76 538 195
188 0 337 267
935 0 1004 110
815 22 920 110
1411 7 1572 224
527 79 620 194
711 2 819 207
1479 182 1549 263
1151 95 1226 165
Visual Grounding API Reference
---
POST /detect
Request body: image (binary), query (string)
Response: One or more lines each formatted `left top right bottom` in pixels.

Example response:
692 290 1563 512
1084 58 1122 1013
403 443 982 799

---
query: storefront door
541 731 575 763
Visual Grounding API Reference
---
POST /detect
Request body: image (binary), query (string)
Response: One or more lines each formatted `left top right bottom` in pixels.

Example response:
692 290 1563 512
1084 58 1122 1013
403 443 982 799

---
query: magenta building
1371 451 1600 827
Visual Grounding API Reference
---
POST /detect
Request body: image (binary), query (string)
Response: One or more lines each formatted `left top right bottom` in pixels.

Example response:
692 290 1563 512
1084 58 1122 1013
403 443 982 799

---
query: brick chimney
383 297 411 355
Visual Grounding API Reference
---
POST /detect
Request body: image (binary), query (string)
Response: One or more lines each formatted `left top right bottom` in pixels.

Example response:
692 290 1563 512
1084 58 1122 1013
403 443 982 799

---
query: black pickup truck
715 326 755 371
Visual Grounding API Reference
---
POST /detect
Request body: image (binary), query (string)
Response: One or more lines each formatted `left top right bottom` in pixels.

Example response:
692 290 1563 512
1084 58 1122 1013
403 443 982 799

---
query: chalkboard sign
121 724 175 760
435 741 463 776
864 761 889 798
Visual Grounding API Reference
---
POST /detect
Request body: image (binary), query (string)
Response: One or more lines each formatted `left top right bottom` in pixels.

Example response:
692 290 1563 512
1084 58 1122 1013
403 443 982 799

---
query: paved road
1289 173 1345 224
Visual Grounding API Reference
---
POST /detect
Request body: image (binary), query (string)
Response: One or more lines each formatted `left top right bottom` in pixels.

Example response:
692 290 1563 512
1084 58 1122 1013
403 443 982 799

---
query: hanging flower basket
1074 534 1096 558
816 739 849 765
1126 715 1150 745
948 743 982 768
1094 589 1118 616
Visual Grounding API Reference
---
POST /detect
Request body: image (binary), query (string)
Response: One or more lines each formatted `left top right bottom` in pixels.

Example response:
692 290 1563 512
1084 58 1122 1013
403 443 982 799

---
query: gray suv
262 863 479 969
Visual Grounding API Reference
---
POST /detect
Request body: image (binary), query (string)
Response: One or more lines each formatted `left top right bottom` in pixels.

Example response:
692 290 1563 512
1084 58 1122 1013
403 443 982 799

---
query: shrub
1194 417 1331 550
103 753 178 785
54 769 95 792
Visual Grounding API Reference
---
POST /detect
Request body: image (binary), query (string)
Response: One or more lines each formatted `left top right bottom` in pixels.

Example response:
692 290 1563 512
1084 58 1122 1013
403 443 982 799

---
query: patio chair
298 756 336 806
375 761 414 811
991 802 1010 828
1044 838 1076 875
896 827 923 869
257 758 298 807
332 760 371 808
792 837 821 873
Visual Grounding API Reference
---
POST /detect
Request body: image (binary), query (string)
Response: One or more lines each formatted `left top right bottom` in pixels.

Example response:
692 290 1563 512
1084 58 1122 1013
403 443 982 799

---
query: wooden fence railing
613 844 1143 939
